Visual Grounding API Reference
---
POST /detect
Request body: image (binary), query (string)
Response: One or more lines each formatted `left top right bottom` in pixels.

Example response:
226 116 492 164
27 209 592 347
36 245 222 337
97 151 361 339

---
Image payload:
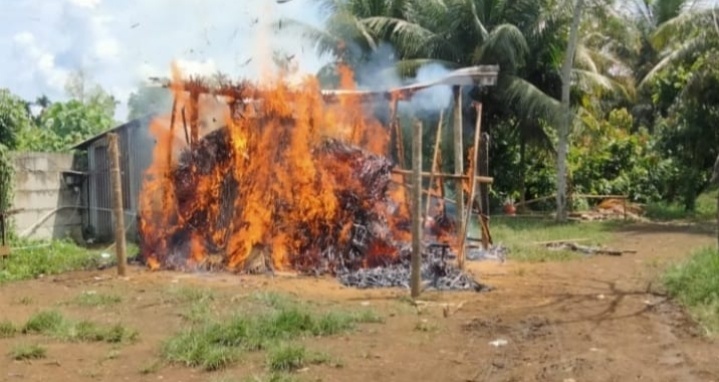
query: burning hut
137 65 498 291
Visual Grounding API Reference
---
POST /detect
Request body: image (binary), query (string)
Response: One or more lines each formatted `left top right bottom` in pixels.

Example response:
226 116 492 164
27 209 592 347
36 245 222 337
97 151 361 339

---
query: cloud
0 0 330 120
12 31 69 91
67 0 101 9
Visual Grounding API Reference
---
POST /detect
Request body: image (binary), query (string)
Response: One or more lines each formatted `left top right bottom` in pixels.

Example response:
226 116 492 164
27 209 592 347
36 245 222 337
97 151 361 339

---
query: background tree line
283 0 719 213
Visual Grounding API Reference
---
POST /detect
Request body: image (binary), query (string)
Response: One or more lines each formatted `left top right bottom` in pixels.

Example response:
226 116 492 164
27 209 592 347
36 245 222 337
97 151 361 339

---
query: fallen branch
544 241 636 256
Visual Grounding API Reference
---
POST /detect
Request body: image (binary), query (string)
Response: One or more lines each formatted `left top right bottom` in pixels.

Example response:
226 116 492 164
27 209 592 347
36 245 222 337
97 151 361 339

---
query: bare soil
1 222 717 382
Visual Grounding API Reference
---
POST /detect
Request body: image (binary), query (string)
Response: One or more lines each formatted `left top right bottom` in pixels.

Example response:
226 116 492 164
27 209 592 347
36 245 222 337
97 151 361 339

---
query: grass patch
0 320 17 338
139 359 165 375
235 374 301 382
646 191 716 222
10 344 47 360
486 216 616 262
22 310 137 343
166 286 216 304
664 247 719 335
266 344 329 372
71 291 122 307
163 299 380 371
23 310 65 334
0 240 104 284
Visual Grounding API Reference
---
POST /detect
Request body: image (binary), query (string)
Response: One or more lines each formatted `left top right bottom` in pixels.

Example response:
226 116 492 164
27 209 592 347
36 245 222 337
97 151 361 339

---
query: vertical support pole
479 131 491 249
452 86 464 231
426 110 444 218
458 103 482 269
108 133 127 277
391 96 405 169
411 120 423 299
189 91 200 148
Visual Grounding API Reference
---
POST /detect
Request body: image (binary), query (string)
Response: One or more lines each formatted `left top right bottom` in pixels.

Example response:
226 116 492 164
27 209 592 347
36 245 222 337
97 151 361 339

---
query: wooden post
452 86 465 230
108 133 127 277
426 110 444 217
458 103 482 269
390 96 405 169
478 131 491 249
411 120 423 298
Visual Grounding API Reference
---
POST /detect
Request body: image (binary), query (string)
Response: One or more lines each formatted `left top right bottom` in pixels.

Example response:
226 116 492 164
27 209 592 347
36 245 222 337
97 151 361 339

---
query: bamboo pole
426 110 444 217
452 86 465 230
457 103 483 269
107 133 127 277
390 96 405 169
411 120 423 299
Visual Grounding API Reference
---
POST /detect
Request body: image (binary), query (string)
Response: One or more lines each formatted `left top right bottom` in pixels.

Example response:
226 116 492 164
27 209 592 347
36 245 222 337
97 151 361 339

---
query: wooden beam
411 120 422 299
392 169 493 183
108 133 128 277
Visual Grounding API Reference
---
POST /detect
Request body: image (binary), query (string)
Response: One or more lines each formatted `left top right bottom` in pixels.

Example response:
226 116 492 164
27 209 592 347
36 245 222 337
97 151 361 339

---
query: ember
137 65 486 291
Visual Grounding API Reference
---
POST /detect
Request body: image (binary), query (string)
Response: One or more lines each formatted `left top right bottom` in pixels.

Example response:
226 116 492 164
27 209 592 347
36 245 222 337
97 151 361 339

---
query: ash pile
139 126 488 292
337 244 490 291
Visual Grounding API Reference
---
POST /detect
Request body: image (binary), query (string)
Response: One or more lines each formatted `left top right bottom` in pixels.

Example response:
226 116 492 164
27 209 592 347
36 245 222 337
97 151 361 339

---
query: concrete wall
10 152 83 240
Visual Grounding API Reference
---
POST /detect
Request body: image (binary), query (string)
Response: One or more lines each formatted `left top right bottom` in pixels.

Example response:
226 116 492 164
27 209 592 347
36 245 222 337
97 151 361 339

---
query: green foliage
664 247 719 335
18 100 114 152
10 344 47 360
569 108 671 202
645 190 717 221
23 311 65 334
0 88 32 150
0 240 104 283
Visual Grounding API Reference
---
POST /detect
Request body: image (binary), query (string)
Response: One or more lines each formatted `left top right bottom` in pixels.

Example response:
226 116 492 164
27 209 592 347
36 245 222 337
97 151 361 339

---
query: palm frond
503 76 562 124
274 18 344 58
639 33 712 88
473 23 529 70
651 7 717 49
572 69 634 101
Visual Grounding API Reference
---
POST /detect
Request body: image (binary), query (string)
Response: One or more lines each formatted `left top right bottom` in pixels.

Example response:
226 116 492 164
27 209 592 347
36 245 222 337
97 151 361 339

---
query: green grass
166 286 216 304
10 344 47 360
266 344 329 372
233 374 301 382
70 291 122 307
22 310 137 343
0 240 104 284
0 320 17 338
646 191 717 222
664 247 719 335
163 299 380 371
484 216 617 262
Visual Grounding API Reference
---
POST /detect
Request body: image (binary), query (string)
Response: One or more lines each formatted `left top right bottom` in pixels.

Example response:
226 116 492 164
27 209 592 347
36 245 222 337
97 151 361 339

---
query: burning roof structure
137 65 497 291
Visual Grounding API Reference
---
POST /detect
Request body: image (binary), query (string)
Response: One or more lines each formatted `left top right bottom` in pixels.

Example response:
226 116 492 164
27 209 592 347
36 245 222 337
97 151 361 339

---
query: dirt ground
1 222 717 382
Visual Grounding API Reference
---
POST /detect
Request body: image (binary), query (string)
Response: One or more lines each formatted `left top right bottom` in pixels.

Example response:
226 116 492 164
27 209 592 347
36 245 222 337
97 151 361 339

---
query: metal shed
72 115 155 242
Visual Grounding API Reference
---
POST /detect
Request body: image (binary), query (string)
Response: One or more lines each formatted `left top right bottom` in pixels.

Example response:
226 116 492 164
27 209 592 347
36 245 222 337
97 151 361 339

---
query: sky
1 0 331 120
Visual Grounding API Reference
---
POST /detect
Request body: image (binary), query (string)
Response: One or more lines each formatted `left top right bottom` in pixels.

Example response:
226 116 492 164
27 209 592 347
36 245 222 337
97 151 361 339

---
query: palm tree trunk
557 0 585 221
519 135 526 211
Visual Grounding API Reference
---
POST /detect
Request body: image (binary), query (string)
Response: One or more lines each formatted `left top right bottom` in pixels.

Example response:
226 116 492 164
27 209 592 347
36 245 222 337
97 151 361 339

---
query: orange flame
138 64 414 273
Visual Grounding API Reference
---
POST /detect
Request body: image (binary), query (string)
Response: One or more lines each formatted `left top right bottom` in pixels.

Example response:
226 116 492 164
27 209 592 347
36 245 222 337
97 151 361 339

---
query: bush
664 247 719 334
0 240 103 283
10 344 47 360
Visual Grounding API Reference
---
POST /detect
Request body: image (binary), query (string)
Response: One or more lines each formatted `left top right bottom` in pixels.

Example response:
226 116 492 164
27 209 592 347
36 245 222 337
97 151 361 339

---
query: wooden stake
458 103 482 269
108 133 127 277
426 110 444 217
392 97 406 169
411 120 423 299
452 86 464 230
